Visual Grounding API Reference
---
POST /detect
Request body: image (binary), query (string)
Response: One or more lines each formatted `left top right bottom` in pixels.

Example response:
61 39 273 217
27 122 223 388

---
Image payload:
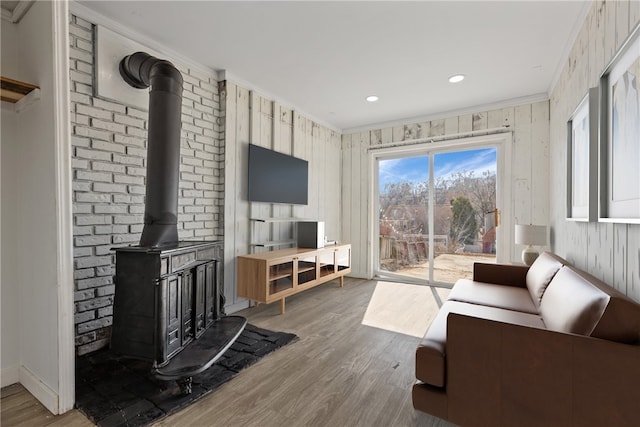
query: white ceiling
76 1 589 132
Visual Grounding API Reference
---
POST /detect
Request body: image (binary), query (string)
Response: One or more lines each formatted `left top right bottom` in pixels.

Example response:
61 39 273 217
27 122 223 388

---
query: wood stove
111 52 245 393
112 241 245 392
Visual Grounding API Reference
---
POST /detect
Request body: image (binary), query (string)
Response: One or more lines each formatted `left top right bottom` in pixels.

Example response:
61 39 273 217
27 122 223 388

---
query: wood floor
1 278 455 427
0 383 92 427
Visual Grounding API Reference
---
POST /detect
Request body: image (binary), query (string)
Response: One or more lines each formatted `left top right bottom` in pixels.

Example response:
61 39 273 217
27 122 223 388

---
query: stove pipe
119 52 183 247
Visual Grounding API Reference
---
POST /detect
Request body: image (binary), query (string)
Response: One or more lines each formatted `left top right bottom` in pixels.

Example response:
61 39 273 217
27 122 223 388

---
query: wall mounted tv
248 144 309 205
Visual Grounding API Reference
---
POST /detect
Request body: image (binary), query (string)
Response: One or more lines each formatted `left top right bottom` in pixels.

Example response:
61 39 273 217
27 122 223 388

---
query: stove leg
177 377 193 395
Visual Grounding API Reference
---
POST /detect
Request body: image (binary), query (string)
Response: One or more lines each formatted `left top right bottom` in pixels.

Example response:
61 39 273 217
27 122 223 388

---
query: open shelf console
237 244 351 314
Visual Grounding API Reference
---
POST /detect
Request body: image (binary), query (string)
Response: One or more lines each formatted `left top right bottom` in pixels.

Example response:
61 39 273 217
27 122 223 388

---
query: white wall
342 101 551 278
0 113 19 386
223 83 342 311
1 17 20 387
550 0 640 301
0 1 65 412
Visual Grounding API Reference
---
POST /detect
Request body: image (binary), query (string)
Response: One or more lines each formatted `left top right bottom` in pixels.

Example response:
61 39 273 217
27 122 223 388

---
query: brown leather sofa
413 252 640 426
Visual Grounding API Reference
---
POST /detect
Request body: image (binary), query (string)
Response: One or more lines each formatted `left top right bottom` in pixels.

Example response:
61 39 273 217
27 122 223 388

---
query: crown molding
69 1 216 77
218 70 341 133
342 93 549 135
1 7 12 22
547 0 592 97
0 0 34 23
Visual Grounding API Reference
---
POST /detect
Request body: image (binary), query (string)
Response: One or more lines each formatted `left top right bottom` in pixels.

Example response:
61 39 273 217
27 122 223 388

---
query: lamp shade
515 224 547 246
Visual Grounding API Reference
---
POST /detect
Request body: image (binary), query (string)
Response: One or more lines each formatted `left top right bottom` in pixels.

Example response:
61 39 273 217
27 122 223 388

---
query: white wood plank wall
342 101 550 278
550 0 640 301
223 82 342 311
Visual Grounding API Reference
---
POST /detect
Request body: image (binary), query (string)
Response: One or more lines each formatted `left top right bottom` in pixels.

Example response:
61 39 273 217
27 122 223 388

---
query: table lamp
515 224 547 266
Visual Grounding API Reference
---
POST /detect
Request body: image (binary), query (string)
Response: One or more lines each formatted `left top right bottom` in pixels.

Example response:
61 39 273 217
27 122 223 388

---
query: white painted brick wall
69 14 224 356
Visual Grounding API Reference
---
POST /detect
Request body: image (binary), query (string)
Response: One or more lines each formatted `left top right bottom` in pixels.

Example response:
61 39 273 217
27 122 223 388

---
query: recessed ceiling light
448 74 465 83
366 95 379 102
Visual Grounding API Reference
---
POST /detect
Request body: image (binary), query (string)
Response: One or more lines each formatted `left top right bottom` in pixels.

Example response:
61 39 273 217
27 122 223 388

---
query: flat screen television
248 144 308 205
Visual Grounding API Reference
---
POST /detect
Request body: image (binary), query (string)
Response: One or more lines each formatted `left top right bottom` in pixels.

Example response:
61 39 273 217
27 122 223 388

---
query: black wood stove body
112 241 245 393
111 52 245 394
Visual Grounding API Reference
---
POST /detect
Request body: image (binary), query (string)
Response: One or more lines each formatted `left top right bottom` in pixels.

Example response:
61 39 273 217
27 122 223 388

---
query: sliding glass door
374 136 509 287
378 155 430 281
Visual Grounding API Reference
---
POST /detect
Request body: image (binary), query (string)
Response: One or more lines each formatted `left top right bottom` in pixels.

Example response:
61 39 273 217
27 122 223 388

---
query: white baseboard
1 366 19 387
19 365 59 415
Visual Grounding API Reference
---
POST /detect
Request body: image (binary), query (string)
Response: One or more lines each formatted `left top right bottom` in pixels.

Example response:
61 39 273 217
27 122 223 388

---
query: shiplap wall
222 82 342 311
550 0 640 301
342 101 550 278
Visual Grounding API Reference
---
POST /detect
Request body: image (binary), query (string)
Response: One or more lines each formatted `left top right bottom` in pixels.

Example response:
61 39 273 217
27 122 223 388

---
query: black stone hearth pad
75 324 297 427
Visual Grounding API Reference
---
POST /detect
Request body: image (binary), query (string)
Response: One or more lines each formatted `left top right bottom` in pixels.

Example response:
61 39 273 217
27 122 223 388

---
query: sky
378 147 497 190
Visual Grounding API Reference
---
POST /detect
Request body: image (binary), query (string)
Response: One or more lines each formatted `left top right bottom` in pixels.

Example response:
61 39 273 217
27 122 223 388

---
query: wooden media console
237 244 351 314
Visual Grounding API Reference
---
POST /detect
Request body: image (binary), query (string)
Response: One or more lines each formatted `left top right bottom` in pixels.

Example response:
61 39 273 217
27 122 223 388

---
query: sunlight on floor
361 281 450 338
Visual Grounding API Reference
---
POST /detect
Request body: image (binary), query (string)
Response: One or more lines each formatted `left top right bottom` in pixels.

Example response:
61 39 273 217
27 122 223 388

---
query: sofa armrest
445 313 640 427
473 262 528 287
